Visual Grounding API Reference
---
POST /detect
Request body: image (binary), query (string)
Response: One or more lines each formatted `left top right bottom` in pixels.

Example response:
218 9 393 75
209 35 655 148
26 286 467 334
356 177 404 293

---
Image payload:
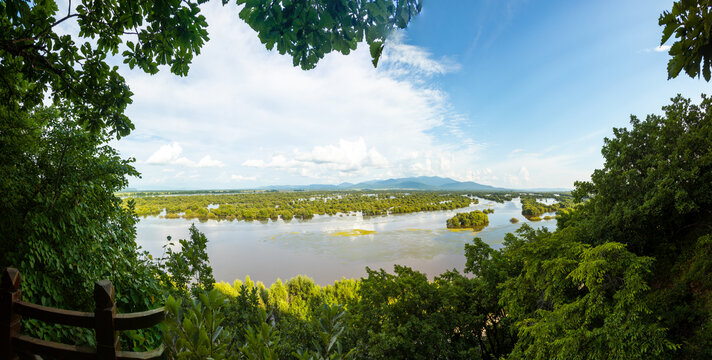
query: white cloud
241 159 267 168
379 32 461 78
110 2 505 189
642 45 671 53
243 138 390 179
654 45 671 52
519 167 531 182
242 155 297 169
295 138 389 170
145 142 224 168
231 174 257 181
146 143 182 165
485 136 601 189
196 156 224 167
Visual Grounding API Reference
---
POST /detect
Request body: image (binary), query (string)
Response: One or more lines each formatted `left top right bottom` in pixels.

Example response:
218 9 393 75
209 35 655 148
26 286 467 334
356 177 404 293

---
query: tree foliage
446 210 489 230
520 195 574 219
164 290 236 360
237 0 422 69
159 224 216 298
572 94 712 255
0 107 163 347
563 94 712 358
660 0 712 80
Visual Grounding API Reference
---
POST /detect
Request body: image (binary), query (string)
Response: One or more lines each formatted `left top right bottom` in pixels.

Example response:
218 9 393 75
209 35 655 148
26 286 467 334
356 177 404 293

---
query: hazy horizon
120 176 572 192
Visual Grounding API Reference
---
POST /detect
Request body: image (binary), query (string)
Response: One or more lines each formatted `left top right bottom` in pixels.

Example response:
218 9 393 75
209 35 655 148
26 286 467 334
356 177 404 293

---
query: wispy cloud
380 32 461 78
654 45 671 52
231 174 257 181
519 167 531 182
642 45 671 53
146 142 224 168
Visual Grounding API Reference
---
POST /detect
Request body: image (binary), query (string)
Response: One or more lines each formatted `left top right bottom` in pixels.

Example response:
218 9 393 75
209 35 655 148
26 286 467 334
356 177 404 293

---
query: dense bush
446 210 490 230
0 108 163 349
520 195 574 218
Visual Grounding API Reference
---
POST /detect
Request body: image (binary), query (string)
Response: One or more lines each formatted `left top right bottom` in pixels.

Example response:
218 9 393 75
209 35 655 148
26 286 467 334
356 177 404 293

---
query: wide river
135 197 557 285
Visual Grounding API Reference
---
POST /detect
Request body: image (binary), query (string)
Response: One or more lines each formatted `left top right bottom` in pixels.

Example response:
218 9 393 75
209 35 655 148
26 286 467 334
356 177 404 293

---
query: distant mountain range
128 176 571 192
258 176 517 191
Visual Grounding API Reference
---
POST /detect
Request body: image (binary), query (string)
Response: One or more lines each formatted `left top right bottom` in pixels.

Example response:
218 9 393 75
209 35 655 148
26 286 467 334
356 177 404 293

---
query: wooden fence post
1 268 22 360
94 280 118 360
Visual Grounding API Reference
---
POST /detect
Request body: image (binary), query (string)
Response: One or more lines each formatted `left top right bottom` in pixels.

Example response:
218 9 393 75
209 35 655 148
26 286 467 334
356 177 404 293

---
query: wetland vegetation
120 190 570 223
520 194 575 219
445 210 490 230
122 190 477 220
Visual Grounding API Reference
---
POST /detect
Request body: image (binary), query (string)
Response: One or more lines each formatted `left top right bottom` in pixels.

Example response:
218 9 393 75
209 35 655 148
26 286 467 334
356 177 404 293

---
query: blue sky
100 0 708 190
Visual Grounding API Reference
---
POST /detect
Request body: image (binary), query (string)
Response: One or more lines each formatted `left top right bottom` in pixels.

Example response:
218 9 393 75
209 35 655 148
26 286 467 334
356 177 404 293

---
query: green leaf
370 40 385 67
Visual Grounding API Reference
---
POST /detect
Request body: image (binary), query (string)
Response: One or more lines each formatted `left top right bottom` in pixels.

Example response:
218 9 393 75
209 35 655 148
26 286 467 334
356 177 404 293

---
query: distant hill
127 176 571 193
259 176 510 191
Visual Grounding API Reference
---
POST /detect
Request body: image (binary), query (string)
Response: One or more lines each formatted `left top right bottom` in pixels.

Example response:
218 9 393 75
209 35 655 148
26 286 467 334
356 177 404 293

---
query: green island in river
446 210 491 231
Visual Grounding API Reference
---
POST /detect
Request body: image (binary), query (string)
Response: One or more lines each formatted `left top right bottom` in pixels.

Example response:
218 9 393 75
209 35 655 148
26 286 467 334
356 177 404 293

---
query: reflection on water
135 198 556 285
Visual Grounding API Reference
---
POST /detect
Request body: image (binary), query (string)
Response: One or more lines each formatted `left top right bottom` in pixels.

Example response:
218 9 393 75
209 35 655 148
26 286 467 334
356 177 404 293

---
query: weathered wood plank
12 334 95 360
5 270 167 360
2 268 22 360
14 301 94 329
115 307 165 330
94 280 118 360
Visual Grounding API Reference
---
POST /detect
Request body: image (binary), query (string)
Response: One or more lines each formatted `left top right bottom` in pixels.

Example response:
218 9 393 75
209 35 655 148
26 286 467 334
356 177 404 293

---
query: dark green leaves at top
236 0 422 70
659 0 712 80
1 0 212 139
369 40 384 67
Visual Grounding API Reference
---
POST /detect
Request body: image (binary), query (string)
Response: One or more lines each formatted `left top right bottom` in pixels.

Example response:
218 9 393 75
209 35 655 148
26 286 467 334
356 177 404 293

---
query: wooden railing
0 268 165 360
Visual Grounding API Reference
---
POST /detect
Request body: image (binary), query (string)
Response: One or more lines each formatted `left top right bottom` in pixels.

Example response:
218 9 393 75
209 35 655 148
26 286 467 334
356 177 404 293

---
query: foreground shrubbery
164 256 512 359
0 108 165 349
